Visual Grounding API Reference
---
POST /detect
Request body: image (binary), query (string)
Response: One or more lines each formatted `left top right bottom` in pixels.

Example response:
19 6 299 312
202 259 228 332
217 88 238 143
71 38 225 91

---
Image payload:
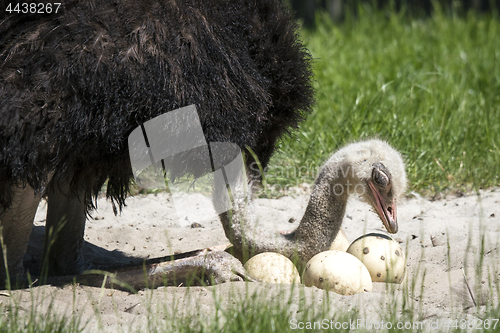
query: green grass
267 7 500 195
0 289 85 333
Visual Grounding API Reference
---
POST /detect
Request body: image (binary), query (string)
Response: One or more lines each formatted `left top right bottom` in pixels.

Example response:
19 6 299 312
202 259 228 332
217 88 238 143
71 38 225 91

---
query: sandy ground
2 187 500 332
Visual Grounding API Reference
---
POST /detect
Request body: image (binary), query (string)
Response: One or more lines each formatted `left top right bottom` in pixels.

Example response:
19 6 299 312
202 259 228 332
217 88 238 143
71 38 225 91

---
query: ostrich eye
372 167 390 187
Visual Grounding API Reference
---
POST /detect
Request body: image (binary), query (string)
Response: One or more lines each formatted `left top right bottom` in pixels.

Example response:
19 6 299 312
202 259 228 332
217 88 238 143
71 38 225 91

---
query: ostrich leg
0 185 41 284
42 178 87 276
41 176 254 286
45 244 255 290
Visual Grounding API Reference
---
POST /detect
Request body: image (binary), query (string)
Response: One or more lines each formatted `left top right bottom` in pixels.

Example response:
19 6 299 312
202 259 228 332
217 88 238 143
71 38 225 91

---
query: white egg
244 252 301 284
347 233 406 283
302 250 372 295
328 229 349 252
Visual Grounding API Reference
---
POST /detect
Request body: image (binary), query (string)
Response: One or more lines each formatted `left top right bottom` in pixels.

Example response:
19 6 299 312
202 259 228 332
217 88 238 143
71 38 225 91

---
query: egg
302 250 372 295
244 252 301 284
346 233 405 283
328 229 349 252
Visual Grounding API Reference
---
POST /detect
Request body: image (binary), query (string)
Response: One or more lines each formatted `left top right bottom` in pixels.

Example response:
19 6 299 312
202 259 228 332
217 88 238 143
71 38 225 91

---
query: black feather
0 0 314 213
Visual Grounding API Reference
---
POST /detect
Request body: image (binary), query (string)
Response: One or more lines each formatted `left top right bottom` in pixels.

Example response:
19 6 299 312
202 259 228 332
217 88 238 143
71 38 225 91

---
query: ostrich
0 0 406 287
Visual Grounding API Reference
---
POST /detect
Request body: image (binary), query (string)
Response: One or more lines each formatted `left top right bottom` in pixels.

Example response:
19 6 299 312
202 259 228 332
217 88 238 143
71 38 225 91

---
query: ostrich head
324 139 407 233
219 138 407 266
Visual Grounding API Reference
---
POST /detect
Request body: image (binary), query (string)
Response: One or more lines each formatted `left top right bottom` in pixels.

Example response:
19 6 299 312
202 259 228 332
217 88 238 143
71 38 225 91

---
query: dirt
2 187 500 332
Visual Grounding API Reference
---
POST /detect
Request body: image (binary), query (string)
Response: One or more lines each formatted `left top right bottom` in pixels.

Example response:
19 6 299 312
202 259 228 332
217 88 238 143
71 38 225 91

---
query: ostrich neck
218 161 351 264
292 166 349 261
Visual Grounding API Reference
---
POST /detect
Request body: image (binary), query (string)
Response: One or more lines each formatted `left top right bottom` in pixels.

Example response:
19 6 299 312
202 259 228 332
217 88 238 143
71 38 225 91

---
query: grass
0 287 85 333
266 6 500 196
3 6 500 333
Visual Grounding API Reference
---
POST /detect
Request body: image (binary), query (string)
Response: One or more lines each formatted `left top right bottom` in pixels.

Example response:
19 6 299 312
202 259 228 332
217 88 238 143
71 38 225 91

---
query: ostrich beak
367 180 398 233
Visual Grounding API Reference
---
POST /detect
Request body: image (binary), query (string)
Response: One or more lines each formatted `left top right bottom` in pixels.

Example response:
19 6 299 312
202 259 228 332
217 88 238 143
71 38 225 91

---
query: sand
2 187 500 332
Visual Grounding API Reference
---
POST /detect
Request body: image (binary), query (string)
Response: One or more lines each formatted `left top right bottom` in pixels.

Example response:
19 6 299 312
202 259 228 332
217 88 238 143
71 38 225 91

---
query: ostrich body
0 0 313 283
220 139 407 266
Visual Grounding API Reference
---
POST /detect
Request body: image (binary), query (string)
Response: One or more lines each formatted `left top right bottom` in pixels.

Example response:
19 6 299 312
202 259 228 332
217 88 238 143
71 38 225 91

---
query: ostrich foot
193 250 256 285
44 244 257 291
